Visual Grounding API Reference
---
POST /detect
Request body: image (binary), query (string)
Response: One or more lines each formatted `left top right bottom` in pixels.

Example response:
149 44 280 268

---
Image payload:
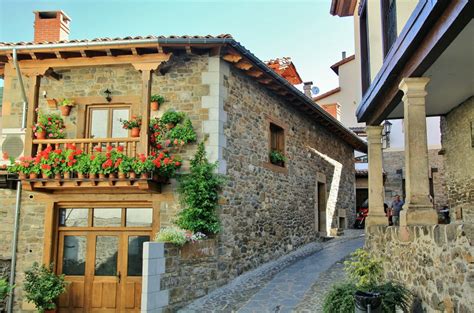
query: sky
0 0 355 93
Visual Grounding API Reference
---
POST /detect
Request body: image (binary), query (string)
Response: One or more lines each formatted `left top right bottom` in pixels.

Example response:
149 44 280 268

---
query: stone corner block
144 242 165 259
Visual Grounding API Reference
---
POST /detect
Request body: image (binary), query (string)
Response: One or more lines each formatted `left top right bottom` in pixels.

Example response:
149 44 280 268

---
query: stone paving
180 230 364 313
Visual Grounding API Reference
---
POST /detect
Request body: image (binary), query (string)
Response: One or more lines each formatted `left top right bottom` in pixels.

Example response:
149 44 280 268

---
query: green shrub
175 142 225 234
23 263 66 313
344 248 384 289
323 282 356 313
155 227 187 246
168 118 197 145
0 278 14 303
161 110 185 125
378 282 411 312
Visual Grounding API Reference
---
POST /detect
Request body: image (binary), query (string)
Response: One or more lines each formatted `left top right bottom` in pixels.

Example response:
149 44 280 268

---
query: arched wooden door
55 207 153 312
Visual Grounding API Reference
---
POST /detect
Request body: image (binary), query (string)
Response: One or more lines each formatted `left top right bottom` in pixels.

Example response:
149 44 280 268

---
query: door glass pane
93 208 122 227
90 109 108 138
111 108 129 138
95 236 118 276
127 236 150 276
62 236 87 275
126 208 152 227
59 208 88 227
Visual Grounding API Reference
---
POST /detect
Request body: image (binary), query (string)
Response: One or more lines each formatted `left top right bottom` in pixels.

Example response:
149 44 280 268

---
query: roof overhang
0 36 367 152
330 0 357 17
330 54 355 75
356 0 474 125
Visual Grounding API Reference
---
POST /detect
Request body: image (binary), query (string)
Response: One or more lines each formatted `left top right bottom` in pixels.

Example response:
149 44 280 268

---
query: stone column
366 125 387 227
399 77 438 225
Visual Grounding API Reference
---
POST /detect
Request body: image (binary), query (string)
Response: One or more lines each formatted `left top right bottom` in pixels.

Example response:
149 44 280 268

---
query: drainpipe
7 48 28 313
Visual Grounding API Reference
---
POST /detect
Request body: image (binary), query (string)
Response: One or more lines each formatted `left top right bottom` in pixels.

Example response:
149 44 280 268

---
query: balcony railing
33 137 140 157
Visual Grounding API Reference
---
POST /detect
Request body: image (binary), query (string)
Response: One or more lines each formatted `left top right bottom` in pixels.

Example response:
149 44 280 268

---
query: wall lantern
104 89 112 103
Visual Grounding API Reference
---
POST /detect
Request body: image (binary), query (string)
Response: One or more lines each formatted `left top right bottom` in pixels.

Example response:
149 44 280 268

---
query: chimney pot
34 10 71 43
303 81 313 97
342 51 347 59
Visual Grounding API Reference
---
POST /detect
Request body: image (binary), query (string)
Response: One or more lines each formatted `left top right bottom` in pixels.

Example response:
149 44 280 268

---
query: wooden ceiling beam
29 52 37 60
131 48 138 55
45 68 62 81
258 77 272 84
55 51 61 59
234 60 253 71
223 53 242 63
246 69 263 78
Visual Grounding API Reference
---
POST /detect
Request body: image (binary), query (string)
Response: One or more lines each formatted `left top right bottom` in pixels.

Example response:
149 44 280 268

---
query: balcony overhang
356 0 474 125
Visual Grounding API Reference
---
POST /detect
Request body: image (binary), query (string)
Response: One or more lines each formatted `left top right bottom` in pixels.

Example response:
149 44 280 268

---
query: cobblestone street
181 231 364 313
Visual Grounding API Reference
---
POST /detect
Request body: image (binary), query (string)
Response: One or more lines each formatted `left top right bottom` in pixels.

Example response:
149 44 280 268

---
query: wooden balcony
23 137 164 194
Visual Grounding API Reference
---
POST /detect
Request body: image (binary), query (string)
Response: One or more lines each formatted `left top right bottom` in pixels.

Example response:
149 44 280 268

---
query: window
269 122 285 167
381 0 397 57
359 0 371 95
86 106 130 139
59 207 153 228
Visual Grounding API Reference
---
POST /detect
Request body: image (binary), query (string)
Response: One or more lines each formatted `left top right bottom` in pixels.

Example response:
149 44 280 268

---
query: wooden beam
222 54 242 63
131 47 138 55
246 69 264 78
17 53 171 69
185 46 192 54
42 201 56 265
24 75 41 157
0 68 4 77
29 52 37 60
45 68 62 81
234 60 253 71
138 69 152 154
258 78 272 84
105 49 112 56
80 50 87 57
209 46 221 57
54 51 61 59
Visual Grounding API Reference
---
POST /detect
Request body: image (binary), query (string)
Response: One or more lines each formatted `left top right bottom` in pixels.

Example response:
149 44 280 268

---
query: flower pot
44 308 57 313
129 172 137 180
77 173 85 180
89 173 96 180
54 173 61 180
108 173 116 180
29 173 38 179
42 173 49 179
36 131 46 139
19 172 26 180
118 172 126 180
151 101 159 111
140 173 148 180
46 99 57 108
60 105 71 116
131 127 140 137
166 123 175 130
99 173 106 180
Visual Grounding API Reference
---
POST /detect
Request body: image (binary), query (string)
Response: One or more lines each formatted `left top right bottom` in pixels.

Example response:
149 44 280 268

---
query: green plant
161 110 185 125
34 113 66 139
23 262 66 313
323 282 356 313
120 115 142 129
168 118 197 145
73 153 90 174
344 248 384 289
117 155 132 174
175 142 225 234
377 282 411 312
0 278 14 303
269 150 286 165
154 227 187 246
58 98 75 107
131 154 154 175
151 94 165 104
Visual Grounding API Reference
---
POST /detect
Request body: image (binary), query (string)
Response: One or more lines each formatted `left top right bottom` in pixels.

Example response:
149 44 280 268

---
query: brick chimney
34 11 71 43
303 81 313 97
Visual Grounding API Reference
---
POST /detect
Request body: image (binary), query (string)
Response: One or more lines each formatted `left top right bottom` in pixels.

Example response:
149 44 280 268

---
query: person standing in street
391 195 404 226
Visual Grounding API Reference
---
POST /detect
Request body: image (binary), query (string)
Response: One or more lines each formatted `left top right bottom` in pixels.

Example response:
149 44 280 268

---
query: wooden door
57 232 150 313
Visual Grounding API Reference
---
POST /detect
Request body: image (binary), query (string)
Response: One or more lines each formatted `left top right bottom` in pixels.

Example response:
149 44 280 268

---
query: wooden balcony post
23 68 48 157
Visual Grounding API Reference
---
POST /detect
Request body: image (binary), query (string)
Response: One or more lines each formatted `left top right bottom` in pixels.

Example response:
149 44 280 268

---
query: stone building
0 11 366 312
332 0 473 311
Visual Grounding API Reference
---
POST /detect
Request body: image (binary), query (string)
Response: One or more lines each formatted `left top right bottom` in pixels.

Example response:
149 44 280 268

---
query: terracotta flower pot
151 101 159 111
54 173 61 180
89 173 96 180
44 308 57 313
36 131 46 139
108 173 116 180
64 172 71 179
77 173 85 180
166 123 175 130
99 173 106 180
19 172 26 180
42 173 49 179
60 105 71 116
140 173 148 180
129 172 137 180
118 172 126 179
29 173 38 179
131 127 140 137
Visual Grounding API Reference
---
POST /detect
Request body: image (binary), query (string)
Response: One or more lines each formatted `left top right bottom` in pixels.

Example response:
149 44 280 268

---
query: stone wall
382 149 447 210
441 97 474 223
218 66 356 280
366 224 474 312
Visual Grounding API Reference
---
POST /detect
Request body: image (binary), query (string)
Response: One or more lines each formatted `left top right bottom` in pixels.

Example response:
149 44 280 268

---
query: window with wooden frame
269 122 285 167
381 0 397 58
86 105 130 139
359 0 371 95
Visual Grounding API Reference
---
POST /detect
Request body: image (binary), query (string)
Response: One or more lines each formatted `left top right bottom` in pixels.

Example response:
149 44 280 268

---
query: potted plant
131 154 154 179
73 153 90 179
34 113 66 140
161 110 185 130
117 155 132 179
168 118 197 146
120 115 142 137
150 94 165 111
23 262 66 313
269 150 286 167
58 98 75 116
